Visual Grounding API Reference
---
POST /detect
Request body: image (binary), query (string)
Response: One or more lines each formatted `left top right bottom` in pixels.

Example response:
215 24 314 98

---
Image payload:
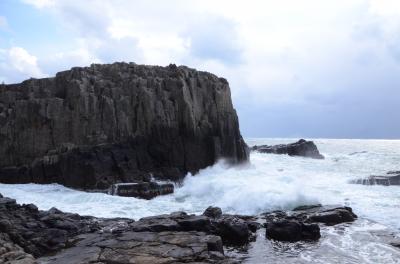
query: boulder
251 139 324 159
263 205 357 242
203 206 223 218
0 62 248 189
308 207 357 225
212 215 253 245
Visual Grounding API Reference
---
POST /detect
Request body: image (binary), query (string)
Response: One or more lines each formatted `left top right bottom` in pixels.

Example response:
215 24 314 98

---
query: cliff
0 62 248 189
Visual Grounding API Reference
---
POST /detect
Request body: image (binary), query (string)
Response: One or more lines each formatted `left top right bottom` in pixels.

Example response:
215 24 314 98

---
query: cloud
12 0 400 138
186 16 243 65
0 47 46 83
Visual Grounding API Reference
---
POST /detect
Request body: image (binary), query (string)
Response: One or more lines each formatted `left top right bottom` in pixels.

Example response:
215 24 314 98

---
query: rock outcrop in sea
0 63 248 189
251 139 324 159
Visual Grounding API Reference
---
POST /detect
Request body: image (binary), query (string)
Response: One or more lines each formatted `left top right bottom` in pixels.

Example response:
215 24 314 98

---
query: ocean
1 138 400 263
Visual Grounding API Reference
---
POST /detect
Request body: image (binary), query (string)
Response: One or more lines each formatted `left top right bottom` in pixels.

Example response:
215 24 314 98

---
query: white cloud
17 0 400 137
0 47 46 83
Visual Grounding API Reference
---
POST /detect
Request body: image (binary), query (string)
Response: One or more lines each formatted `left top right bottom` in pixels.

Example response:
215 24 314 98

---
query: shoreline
3 191 399 263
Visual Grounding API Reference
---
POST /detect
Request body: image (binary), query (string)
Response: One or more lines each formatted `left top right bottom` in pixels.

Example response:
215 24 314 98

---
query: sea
1 138 400 263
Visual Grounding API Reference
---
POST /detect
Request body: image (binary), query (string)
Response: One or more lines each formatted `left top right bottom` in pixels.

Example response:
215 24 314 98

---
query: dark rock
203 206 223 218
247 221 262 232
177 215 211 231
265 220 320 242
0 195 98 258
0 233 36 264
251 139 324 159
391 242 400 249
212 215 252 245
0 62 248 189
109 182 174 199
387 170 400 175
23 203 39 212
263 205 357 242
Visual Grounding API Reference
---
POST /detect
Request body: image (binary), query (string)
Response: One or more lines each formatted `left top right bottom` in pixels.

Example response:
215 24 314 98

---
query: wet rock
212 215 252 245
263 205 357 242
265 220 320 242
109 182 174 199
251 139 324 159
0 62 248 189
203 206 223 218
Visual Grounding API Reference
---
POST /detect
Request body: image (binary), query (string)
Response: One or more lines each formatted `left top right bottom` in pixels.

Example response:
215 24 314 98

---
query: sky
0 0 399 139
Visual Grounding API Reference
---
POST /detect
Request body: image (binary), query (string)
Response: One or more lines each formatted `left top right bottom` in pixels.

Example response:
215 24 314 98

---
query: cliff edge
0 62 248 189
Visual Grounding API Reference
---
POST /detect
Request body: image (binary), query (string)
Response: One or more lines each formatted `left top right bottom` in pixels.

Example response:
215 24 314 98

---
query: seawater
1 138 400 263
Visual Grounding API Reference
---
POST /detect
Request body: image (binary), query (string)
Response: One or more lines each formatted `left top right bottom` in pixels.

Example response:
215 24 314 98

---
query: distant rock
0 62 248 189
351 171 400 186
251 139 324 159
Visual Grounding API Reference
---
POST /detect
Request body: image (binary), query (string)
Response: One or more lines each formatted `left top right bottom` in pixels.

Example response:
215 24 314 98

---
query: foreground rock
0 62 248 190
0 195 257 263
263 205 357 242
251 139 324 159
351 171 400 186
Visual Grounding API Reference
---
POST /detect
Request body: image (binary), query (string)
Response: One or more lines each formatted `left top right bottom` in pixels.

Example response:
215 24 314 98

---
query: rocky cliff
0 62 248 189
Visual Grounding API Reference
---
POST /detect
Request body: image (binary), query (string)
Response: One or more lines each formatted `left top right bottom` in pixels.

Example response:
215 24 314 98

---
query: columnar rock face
0 62 248 189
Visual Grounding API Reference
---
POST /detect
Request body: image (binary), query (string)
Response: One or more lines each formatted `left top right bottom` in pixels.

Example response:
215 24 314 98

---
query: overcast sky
1 0 399 139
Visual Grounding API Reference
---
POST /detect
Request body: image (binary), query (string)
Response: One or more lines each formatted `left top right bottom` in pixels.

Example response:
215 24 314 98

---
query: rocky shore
0 193 365 264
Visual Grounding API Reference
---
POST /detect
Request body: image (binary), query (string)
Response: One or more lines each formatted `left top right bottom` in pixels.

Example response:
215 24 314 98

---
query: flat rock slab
109 182 174 199
38 231 225 264
351 171 400 186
